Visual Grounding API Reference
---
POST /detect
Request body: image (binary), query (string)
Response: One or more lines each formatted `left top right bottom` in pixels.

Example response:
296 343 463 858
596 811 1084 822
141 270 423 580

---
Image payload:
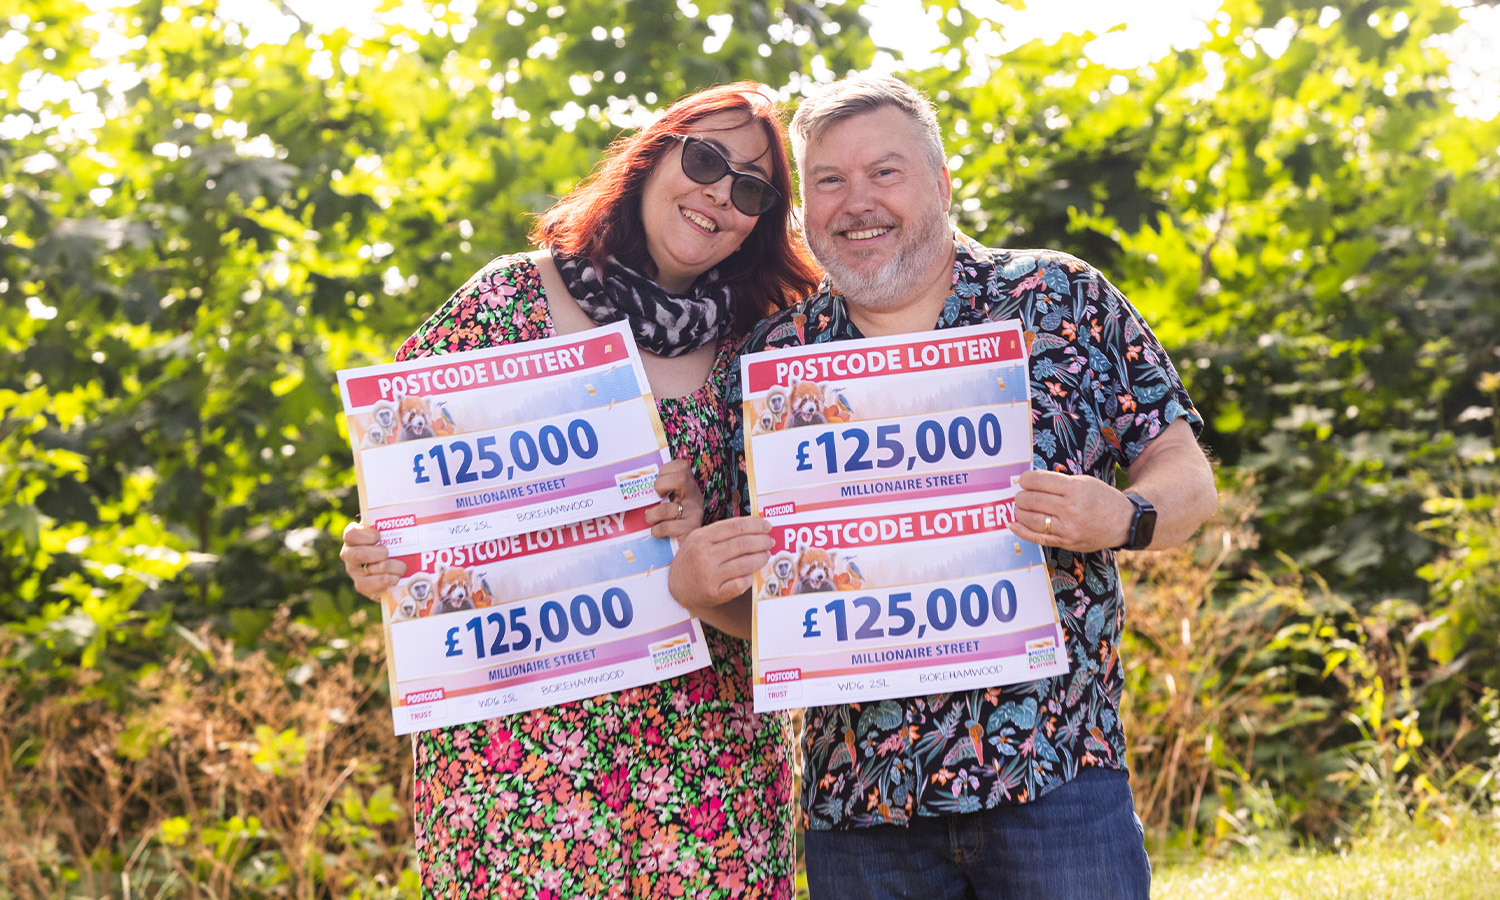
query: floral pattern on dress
726 233 1203 832
398 253 795 898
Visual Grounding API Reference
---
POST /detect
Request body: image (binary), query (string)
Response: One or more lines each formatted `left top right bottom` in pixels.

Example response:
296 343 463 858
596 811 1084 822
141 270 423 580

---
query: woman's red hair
530 82 820 335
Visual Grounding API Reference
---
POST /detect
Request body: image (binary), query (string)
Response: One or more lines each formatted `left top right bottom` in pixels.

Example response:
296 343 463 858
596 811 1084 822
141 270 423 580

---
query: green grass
1153 820 1500 900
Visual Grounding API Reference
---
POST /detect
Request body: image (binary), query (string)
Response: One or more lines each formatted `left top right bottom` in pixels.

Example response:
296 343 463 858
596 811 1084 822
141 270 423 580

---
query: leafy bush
1123 488 1500 857
1 613 415 899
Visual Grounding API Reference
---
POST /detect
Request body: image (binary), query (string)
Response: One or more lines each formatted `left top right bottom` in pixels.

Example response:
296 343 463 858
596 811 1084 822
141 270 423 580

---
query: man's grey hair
789 76 947 175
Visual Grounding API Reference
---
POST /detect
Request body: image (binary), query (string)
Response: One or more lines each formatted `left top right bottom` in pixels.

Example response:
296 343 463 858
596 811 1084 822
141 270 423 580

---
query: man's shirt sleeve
1090 270 1203 467
726 339 754 518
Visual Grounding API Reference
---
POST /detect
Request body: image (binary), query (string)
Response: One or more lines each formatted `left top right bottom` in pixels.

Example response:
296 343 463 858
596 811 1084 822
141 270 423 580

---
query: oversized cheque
337 321 711 733
739 320 1068 711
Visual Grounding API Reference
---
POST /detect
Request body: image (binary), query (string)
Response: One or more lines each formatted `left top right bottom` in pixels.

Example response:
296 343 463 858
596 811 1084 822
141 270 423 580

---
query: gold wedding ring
676 501 685 520
1043 515 1053 535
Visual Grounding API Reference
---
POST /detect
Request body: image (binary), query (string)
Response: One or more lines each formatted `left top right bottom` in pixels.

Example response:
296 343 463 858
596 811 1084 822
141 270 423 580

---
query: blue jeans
804 768 1150 900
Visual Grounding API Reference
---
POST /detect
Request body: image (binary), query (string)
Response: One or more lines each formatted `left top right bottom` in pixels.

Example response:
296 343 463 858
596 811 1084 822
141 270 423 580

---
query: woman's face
639 111 774 293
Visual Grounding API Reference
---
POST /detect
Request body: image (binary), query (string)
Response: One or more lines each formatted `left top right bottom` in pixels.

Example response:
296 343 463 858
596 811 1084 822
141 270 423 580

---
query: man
672 76 1217 900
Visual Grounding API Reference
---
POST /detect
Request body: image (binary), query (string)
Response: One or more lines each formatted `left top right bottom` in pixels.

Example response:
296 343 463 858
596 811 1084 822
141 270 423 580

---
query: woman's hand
339 521 406 599
645 458 705 540
668 517 774 611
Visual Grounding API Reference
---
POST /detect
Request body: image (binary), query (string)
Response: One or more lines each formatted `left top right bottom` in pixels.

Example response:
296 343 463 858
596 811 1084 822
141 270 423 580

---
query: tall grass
1120 489 1499 858
1121 492 1329 856
1 611 415 899
4 492 1497 897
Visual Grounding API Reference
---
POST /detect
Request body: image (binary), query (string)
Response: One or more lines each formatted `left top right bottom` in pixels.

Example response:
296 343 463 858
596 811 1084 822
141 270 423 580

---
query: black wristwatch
1116 492 1157 551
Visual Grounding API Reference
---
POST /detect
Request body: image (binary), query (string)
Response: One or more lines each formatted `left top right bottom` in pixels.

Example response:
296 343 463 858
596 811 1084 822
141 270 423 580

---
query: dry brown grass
1119 491 1335 855
1 611 414 899
1119 488 1497 857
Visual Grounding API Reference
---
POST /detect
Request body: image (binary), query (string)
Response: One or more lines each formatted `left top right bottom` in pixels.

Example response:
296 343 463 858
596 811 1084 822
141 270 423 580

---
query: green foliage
1120 505 1335 856
1124 506 1499 855
3 0 1498 893
0 0 877 667
1414 466 1500 711
918 0 1500 595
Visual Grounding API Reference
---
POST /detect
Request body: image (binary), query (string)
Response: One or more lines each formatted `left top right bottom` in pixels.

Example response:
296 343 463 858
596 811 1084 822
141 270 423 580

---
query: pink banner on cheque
739 321 1069 712
363 450 669 556
755 623 1065 709
755 461 1031 519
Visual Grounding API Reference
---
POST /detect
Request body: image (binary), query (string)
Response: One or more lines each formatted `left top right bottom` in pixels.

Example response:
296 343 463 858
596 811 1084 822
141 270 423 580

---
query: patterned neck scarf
551 251 733 357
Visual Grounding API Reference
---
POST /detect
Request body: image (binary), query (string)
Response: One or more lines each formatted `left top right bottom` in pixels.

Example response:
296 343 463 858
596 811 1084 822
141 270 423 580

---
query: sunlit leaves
927 0 1498 593
0 0 878 673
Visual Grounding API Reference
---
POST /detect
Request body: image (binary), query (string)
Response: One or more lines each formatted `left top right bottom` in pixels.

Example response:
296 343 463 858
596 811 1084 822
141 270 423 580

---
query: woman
339 83 818 899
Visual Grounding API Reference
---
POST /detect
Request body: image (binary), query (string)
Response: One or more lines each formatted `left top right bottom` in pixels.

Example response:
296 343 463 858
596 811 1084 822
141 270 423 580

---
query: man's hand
666 517 774 639
1011 470 1135 553
1011 418 1217 553
669 517 774 608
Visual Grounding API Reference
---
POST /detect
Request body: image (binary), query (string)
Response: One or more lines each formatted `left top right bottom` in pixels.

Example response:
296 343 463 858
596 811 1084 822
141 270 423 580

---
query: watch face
1133 505 1157 549
1127 493 1157 550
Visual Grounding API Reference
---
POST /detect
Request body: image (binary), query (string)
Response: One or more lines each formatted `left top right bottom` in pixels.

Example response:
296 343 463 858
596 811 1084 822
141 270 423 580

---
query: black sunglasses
669 134 780 217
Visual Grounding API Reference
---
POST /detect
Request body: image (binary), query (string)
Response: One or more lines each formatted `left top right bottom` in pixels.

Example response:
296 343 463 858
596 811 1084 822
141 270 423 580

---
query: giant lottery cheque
338 320 710 734
741 319 1068 712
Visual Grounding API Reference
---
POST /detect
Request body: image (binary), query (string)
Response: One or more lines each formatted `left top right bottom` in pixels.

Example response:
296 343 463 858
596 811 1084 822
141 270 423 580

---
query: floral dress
395 254 795 899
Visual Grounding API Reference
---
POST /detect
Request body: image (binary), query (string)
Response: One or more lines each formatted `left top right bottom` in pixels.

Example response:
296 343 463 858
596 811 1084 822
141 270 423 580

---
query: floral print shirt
726 232 1202 831
398 253 796 897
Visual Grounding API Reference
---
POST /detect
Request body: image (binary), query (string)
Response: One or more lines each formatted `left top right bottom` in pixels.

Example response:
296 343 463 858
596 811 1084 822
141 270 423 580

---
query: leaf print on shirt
730 233 1203 832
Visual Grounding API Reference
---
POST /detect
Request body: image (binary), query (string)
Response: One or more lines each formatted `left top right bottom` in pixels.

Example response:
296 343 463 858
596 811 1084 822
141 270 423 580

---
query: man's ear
938 165 953 208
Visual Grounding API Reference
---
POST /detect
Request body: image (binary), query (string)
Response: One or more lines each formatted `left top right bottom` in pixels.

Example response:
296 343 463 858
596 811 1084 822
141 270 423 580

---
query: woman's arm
339 521 406 599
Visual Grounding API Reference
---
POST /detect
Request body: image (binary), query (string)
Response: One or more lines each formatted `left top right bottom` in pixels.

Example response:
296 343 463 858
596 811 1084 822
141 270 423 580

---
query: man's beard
809 200 952 313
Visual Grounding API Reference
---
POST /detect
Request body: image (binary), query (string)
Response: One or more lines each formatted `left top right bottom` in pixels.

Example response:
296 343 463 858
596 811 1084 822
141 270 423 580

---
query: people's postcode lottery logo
1026 637 1059 670
650 636 694 671
615 466 661 503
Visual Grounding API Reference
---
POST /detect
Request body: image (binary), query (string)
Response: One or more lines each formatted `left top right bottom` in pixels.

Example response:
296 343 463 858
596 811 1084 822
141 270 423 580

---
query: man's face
800 106 953 314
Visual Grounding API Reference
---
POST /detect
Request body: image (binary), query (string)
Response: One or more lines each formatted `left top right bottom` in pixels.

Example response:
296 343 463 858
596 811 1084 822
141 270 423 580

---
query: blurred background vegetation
2 0 1497 896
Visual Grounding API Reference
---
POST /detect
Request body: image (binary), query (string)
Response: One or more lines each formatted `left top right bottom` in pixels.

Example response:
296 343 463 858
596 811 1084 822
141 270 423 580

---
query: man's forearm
1123 418 1218 550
